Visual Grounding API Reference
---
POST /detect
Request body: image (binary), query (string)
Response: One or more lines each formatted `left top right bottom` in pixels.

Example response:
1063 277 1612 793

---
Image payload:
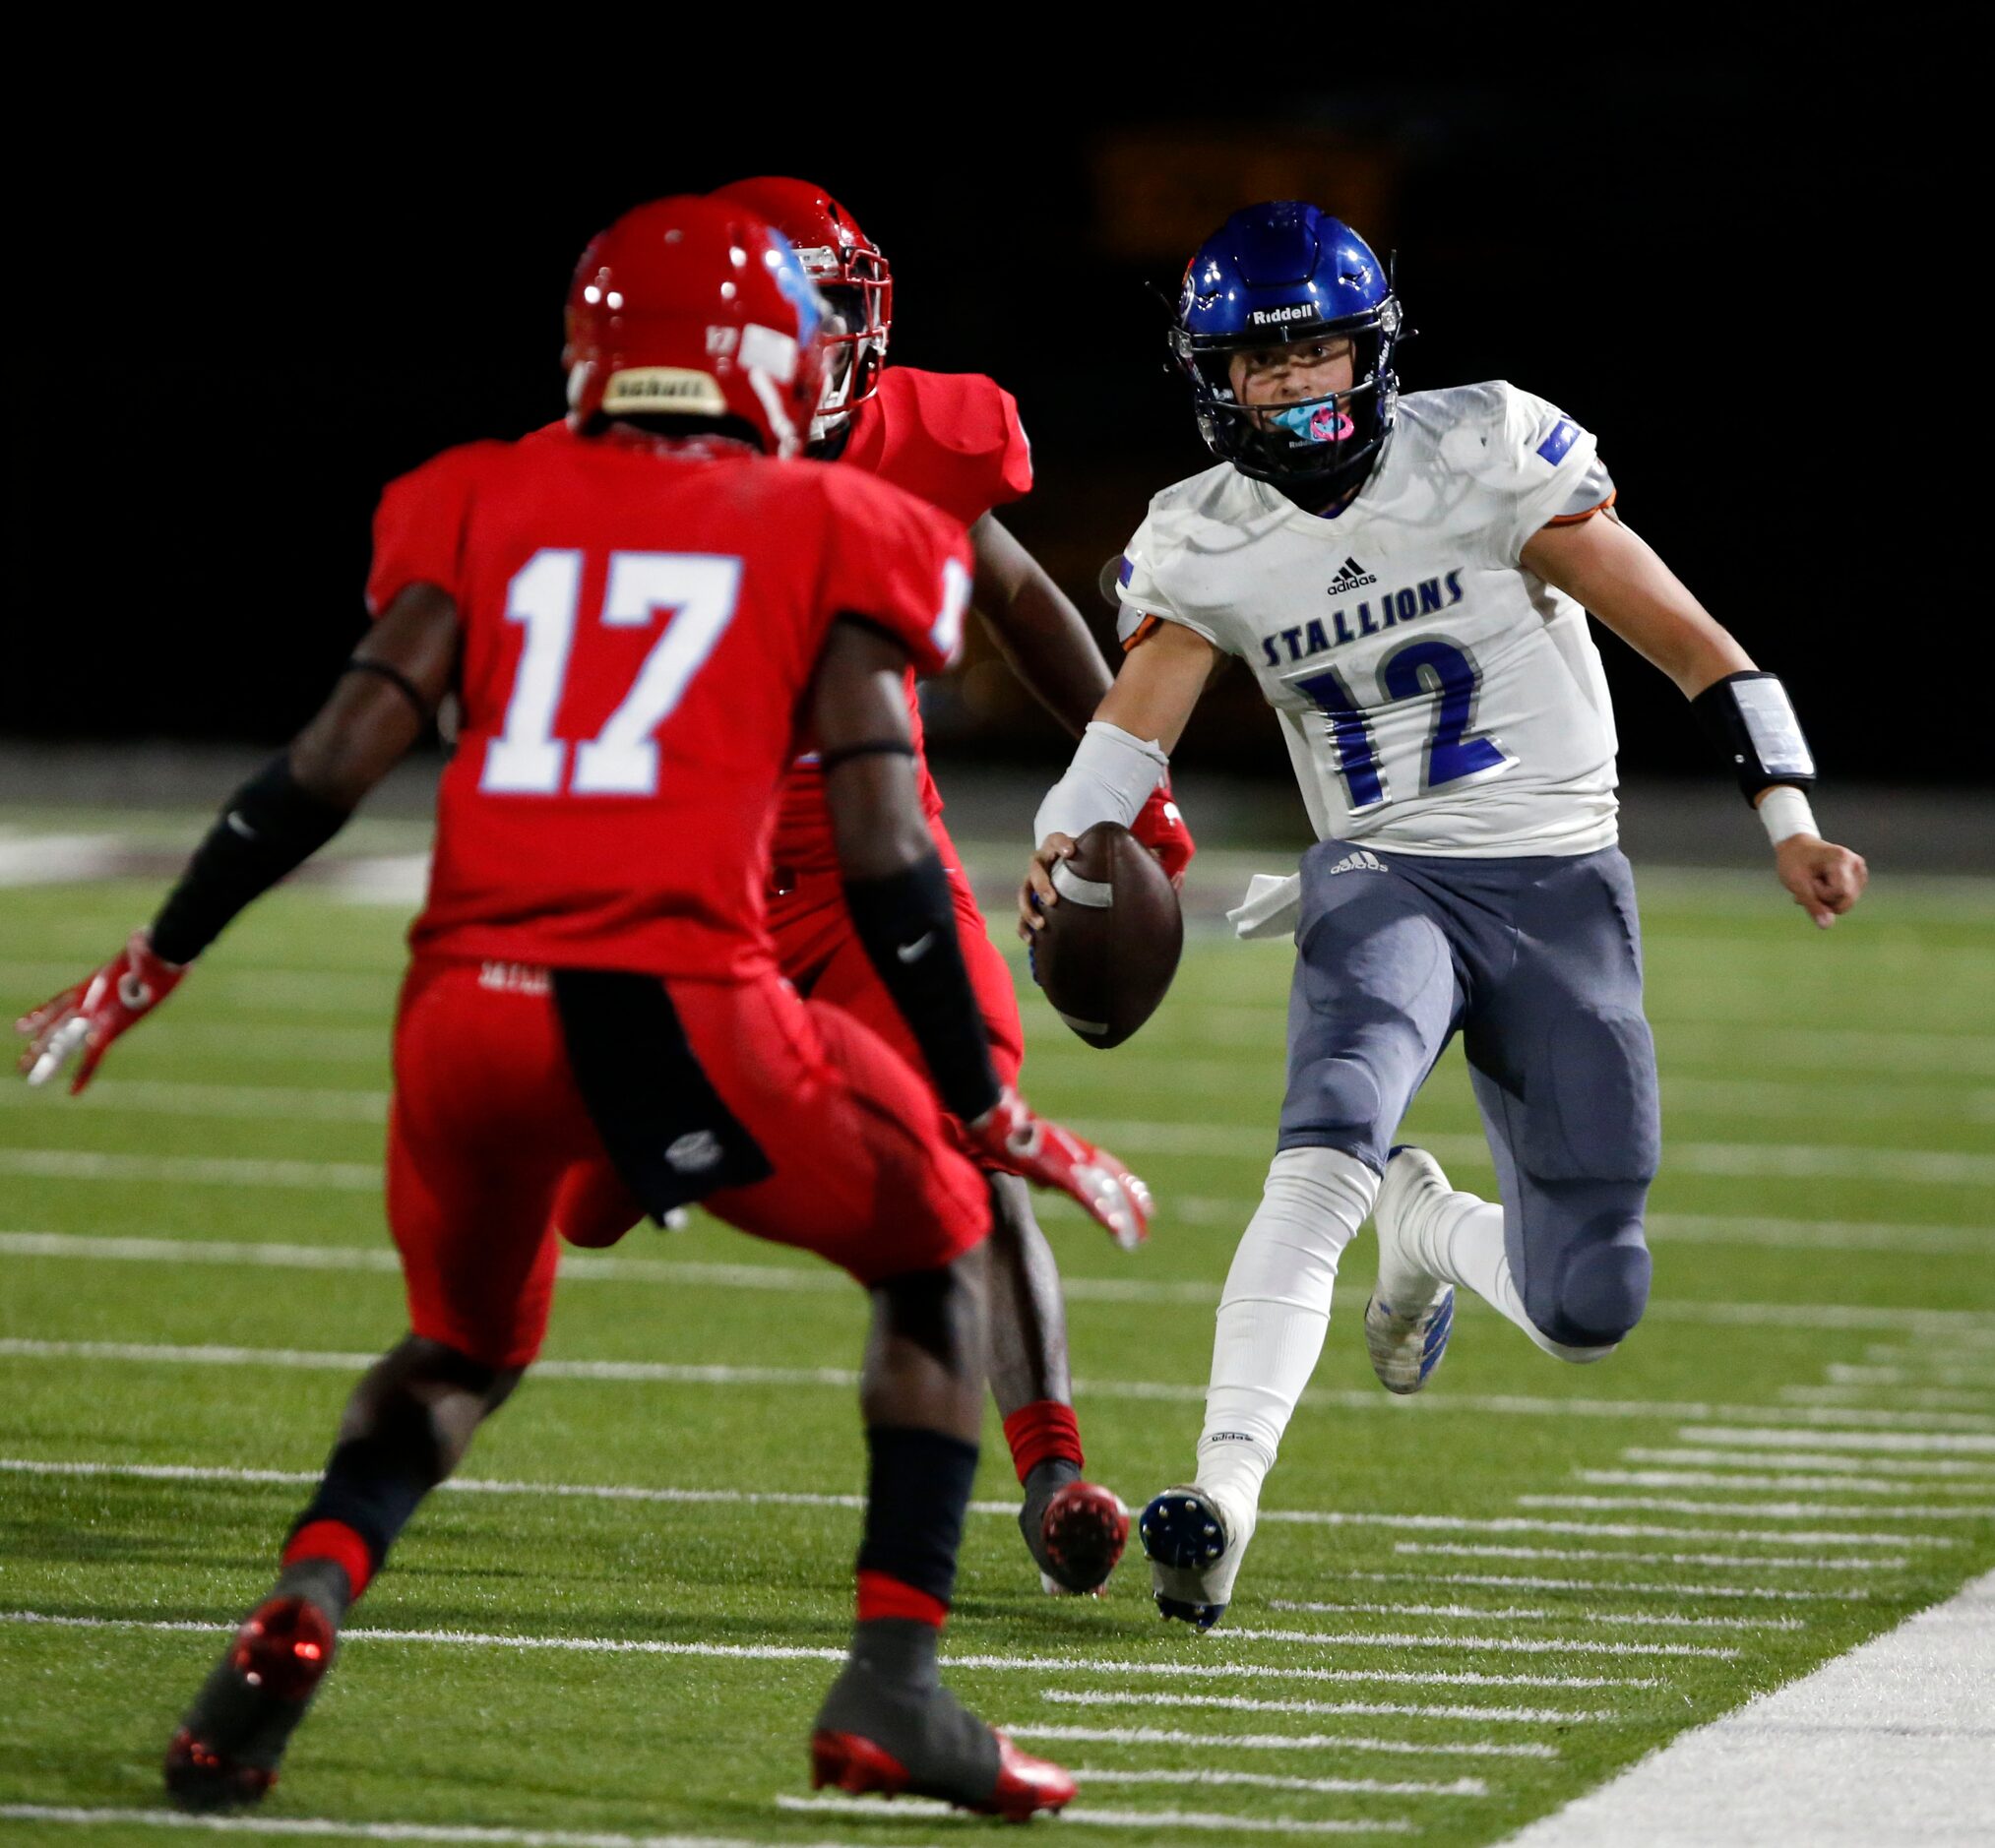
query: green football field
2 831 1992 1847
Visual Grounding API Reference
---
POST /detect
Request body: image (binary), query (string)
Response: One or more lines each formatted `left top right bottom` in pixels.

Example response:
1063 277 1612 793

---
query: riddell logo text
1248 304 1318 328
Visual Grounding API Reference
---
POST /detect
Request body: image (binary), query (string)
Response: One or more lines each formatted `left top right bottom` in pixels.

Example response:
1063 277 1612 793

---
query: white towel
1226 872 1303 942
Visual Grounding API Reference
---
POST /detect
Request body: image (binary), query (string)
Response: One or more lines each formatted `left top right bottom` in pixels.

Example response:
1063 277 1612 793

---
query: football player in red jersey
707 175 1196 1597
15 197 1153 1820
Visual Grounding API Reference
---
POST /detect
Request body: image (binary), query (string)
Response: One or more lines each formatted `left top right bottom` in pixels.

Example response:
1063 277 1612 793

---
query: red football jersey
367 425 972 978
769 368 1033 875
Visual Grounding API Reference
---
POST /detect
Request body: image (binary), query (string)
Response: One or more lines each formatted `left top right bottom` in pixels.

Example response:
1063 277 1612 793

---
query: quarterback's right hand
968 1088 1153 1251
1018 833 1078 940
15 931 187 1094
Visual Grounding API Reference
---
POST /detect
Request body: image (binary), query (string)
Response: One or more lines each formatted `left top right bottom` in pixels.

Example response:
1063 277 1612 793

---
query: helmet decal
762 228 825 345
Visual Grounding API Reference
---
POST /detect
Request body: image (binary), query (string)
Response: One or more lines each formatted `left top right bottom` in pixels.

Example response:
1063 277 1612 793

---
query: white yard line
1216 1627 1737 1660
1271 1597 1799 1632
1392 1543 1908 1572
1678 1426 1995 1454
1580 1468 1989 1497
1341 1570 1868 1603
0 1611 1654 1689
1623 1447 1995 1478
1004 1724 1556 1760
778 1795 1411 1835
0 1150 382 1190
0 1079 390 1121
1518 1494 1994 1521
0 1809 851 1848
1826 1363 1995 1386
1646 1213 1994 1256
1498 1568 1995 1848
9 1331 1988 1433
1069 1767 1487 1798
1779 1384 1994 1410
1038 1690 1612 1723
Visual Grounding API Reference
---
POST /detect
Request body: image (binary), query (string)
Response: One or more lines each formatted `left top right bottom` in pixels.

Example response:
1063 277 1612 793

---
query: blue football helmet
1172 202 1404 498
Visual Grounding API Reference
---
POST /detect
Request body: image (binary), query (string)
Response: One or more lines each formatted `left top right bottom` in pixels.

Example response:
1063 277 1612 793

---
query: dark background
7 62 1961 786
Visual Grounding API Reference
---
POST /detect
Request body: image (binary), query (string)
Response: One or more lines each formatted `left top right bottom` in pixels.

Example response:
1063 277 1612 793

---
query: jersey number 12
1295 637 1514 812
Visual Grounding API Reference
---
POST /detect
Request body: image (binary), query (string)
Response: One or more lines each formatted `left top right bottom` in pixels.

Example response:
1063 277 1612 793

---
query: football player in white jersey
1019 201 1867 1629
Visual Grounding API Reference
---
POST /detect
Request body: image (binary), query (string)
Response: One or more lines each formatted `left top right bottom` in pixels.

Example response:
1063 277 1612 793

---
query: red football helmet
710 177 891 442
564 195 827 458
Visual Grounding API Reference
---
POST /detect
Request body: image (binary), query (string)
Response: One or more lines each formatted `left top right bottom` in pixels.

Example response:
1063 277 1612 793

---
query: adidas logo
1328 556 1378 595
1327 849 1387 876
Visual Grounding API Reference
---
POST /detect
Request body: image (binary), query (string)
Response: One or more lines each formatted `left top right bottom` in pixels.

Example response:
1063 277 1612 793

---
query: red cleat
163 1596 337 1813
810 1727 1075 1821
1036 1480 1130 1596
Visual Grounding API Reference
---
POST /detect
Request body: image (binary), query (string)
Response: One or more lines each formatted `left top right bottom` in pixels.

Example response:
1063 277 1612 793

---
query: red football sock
855 1569 948 1630
1003 1400 1085 1484
282 1518 375 1601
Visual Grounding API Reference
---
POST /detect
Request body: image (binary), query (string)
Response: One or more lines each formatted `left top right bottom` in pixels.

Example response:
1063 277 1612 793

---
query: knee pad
1547 1223 1651 1350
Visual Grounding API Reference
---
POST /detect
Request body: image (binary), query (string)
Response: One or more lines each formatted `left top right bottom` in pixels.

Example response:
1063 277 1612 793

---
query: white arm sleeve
1032 720 1168 846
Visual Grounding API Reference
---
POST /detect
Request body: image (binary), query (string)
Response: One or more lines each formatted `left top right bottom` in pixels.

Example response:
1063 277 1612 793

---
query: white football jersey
1119 381 1621 858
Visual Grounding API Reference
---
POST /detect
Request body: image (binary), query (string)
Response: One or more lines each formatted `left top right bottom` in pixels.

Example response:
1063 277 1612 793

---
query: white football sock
1198 1146 1377 1524
1398 1188 1614 1366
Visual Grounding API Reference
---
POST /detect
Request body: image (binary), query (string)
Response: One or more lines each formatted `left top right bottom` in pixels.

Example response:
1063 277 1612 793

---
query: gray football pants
1278 840 1659 1350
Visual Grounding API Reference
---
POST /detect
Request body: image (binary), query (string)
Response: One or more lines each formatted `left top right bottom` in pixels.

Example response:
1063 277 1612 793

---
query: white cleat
1138 1484 1257 1630
1364 1144 1458 1395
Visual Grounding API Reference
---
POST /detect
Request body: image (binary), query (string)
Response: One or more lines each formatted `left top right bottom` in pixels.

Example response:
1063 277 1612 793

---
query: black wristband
1691 670 1817 805
842 853 1002 1126
149 757 352 963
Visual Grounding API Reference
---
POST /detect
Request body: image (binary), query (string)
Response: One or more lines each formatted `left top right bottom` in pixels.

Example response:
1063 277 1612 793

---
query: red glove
1131 775 1196 889
967 1088 1153 1251
15 931 187 1094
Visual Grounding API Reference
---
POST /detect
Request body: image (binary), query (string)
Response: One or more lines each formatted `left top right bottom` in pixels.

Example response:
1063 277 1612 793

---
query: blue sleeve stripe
1535 417 1582 465
1117 555 1135 586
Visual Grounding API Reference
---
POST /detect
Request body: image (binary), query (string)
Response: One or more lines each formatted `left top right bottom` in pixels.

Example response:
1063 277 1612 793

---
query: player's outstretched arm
1523 515 1867 928
814 618 1151 1248
1019 620 1216 937
972 519 1196 883
15 585 459 1090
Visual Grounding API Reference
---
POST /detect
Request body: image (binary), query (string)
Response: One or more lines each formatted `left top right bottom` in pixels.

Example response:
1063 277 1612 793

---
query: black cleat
164 1595 336 1812
809 1619 1075 1819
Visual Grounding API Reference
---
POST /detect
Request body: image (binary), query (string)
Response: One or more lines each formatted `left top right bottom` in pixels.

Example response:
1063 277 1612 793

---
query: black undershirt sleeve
148 757 353 964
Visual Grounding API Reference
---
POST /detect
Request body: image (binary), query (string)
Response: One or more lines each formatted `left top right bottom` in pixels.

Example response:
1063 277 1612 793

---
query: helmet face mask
1173 204 1404 500
708 177 892 446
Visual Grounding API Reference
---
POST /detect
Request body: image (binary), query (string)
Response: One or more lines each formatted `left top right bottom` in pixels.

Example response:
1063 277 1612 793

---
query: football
1030 820 1183 1048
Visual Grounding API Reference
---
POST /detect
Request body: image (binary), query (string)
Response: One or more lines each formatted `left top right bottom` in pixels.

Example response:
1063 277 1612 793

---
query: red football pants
386 957 991 1370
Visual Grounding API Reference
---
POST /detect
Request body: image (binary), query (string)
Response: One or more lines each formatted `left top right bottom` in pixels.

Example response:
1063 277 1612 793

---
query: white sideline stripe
1268 1598 1799 1632
1497 1568 1995 1848
1648 1213 1995 1256
1680 1425 1995 1454
1071 1767 1488 1798
1041 1689 1612 1724
10 1334 1988 1435
778 1795 1412 1836
0 1809 833 1848
0 1150 382 1190
1519 1493 1995 1522
1091 1121 1995 1185
1826 1363 1995 1386
1779 1384 1995 1410
10 1224 1995 1357
1395 1543 1907 1572
0 1611 1655 1689
1624 1447 1995 1478
0 1424 1936 1549
0 1228 1214 1307
1009 1723 1557 1761
1580 1468 1990 1497
1217 1627 1736 1660
1347 1569 1868 1604
0 1079 389 1122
